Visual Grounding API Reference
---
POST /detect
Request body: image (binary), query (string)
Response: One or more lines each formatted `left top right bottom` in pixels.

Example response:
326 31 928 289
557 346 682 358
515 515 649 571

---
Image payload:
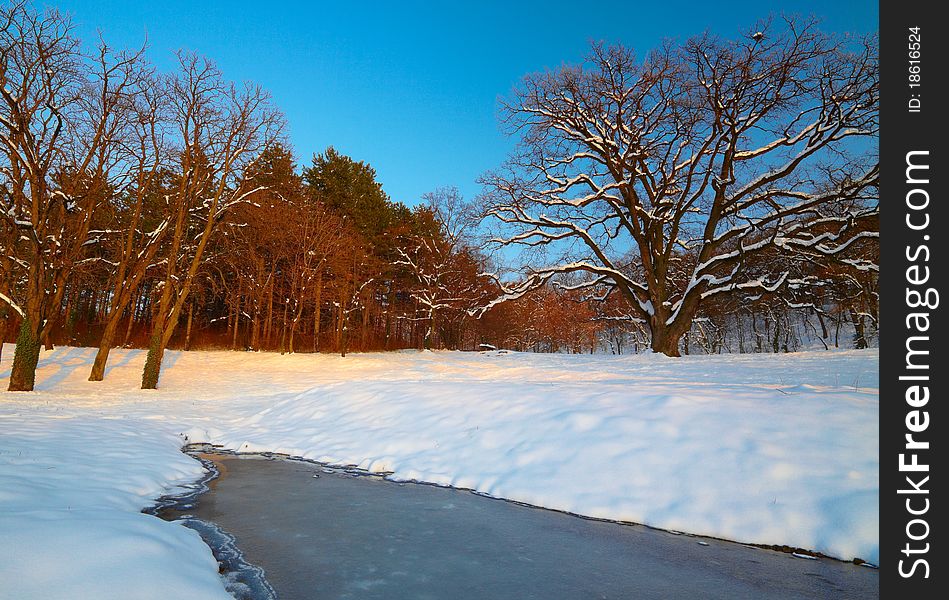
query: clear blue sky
53 0 877 208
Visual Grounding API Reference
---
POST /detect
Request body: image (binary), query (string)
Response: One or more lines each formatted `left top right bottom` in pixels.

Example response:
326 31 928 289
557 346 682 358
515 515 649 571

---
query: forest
1 2 878 391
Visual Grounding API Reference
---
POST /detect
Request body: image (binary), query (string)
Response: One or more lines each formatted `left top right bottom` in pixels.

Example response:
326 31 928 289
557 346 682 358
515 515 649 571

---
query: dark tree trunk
649 326 682 357
122 306 136 348
736 314 746 354
62 292 75 346
334 301 343 351
289 313 299 355
849 308 868 349
184 303 194 351
312 272 323 353
40 312 56 351
263 282 274 349
231 296 240 350
279 300 289 355
89 315 123 381
424 314 435 350
834 314 842 348
751 312 762 353
0 311 9 363
141 331 165 390
814 307 829 340
360 305 370 350
251 312 261 351
8 319 42 391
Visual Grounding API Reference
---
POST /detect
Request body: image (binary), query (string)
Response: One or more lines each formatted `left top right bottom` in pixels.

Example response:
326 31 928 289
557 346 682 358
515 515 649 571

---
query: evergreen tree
303 147 393 243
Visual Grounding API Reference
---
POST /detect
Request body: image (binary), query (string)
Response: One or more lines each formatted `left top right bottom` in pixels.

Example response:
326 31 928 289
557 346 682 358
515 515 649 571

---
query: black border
880 0 944 595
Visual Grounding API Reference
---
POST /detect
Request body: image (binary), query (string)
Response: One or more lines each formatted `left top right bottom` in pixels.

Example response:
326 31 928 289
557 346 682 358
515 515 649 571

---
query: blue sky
54 0 878 208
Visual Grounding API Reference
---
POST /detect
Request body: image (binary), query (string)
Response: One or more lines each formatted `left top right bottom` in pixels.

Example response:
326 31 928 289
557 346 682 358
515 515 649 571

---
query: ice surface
179 454 878 599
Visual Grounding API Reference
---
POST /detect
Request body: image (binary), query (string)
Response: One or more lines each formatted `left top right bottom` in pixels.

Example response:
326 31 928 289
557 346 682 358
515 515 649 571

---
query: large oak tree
481 18 878 356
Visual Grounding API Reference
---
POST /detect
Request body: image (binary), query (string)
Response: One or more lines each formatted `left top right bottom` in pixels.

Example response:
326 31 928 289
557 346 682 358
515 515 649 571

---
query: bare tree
140 51 282 388
1 2 148 389
282 200 347 354
87 64 172 381
480 18 878 355
396 186 480 349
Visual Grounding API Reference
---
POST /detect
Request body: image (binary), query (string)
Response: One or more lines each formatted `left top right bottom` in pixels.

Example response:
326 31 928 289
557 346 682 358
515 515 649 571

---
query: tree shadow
104 350 138 377
30 347 96 391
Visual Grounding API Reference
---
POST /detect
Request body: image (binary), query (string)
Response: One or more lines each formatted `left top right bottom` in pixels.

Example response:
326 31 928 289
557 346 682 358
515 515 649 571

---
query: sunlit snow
1 344 878 598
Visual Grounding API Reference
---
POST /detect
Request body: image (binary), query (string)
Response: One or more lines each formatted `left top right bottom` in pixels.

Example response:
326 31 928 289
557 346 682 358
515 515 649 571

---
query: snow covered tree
395 187 483 349
481 18 878 356
1 2 149 389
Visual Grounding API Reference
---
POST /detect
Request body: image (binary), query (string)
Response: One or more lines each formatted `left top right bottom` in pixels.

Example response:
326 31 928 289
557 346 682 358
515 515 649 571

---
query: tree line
2 3 878 391
0 3 504 390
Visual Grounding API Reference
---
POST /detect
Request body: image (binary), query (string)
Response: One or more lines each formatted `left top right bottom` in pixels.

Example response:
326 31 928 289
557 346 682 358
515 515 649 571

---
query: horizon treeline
0 3 504 391
2 3 878 391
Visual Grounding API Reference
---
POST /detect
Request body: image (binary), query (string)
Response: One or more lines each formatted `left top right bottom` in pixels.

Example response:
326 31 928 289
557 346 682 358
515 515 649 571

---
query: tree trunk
263 281 274 349
334 301 343 351
231 296 240 350
834 314 842 348
279 300 289 355
123 305 136 348
89 270 151 380
141 331 165 390
251 313 261 351
814 307 829 340
289 308 302 355
849 307 868 349
88 315 124 381
649 325 682 357
62 292 75 346
8 319 42 391
0 314 7 364
184 303 194 351
141 297 193 390
227 296 237 348
311 309 319 353
425 314 435 350
312 272 323 353
360 305 370 350
289 294 306 355
40 319 55 351
751 312 762 353
736 314 746 354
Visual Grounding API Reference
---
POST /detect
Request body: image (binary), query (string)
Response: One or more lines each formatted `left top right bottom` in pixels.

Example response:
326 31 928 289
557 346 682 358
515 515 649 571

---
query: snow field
0 345 878 598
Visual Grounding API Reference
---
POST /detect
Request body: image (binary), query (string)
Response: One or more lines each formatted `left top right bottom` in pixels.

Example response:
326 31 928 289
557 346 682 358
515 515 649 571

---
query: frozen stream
162 453 878 599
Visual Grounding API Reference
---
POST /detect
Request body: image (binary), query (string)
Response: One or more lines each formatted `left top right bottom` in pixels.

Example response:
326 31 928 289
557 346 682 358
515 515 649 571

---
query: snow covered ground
0 344 878 598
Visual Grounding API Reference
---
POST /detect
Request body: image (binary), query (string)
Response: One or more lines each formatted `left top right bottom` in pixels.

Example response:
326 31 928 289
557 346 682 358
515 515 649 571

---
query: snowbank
0 414 230 599
1 345 878 597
